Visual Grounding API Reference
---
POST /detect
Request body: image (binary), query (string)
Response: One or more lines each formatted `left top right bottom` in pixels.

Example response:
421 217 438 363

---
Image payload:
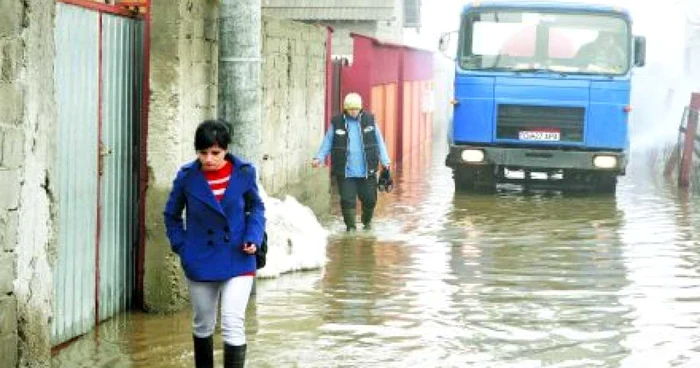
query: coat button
224 235 230 243
207 229 214 235
207 240 214 246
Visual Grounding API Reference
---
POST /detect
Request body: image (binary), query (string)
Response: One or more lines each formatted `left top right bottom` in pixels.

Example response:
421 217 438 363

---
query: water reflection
443 191 633 367
616 167 700 368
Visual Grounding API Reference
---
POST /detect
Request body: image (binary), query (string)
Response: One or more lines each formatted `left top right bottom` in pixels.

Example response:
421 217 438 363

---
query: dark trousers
336 175 377 228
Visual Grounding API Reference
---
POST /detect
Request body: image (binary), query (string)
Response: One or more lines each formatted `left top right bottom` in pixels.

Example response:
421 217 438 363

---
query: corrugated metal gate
53 2 143 346
337 34 434 164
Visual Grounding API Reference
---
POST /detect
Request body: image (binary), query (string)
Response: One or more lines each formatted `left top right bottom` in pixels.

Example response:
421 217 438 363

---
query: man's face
346 108 360 118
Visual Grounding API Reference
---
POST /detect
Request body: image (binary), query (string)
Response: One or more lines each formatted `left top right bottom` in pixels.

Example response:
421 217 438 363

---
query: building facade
262 0 421 56
2 1 332 366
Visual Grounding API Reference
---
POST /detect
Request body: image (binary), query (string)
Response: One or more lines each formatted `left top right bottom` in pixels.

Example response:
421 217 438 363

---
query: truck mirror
439 31 458 60
634 36 646 67
438 32 451 52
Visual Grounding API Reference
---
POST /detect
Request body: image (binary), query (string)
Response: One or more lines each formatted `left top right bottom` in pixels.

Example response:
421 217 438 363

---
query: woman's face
198 144 227 171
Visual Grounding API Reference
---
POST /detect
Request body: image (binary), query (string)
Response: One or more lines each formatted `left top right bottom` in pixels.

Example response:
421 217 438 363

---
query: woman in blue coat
164 119 265 368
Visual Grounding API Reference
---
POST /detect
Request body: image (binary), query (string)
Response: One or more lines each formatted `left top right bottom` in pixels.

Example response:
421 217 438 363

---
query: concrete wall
144 0 219 312
263 0 404 57
376 0 404 43
325 21 377 57
1 0 58 367
312 19 404 58
144 4 331 312
259 17 331 213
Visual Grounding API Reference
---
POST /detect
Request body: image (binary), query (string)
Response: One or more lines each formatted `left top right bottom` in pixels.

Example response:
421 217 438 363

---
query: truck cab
443 1 646 193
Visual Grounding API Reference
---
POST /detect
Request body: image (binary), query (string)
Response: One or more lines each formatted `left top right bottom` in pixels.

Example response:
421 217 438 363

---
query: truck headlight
461 149 485 163
593 155 617 169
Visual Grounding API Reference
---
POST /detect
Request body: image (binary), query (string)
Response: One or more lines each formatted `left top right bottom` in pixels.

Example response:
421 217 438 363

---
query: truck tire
592 172 618 194
563 170 617 193
453 166 496 193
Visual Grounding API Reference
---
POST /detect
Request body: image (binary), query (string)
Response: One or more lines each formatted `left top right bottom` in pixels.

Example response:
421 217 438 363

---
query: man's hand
311 158 322 168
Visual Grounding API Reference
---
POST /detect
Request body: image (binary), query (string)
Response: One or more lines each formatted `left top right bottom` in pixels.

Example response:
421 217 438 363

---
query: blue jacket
163 154 266 281
314 114 392 178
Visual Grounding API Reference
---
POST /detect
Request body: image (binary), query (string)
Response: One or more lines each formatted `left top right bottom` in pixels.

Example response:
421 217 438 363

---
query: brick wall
375 0 404 44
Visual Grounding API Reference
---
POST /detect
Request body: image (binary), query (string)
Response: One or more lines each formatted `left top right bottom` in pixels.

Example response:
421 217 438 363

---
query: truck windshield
458 10 631 75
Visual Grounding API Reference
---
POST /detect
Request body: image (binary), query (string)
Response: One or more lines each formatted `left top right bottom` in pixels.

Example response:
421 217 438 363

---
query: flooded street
53 142 700 368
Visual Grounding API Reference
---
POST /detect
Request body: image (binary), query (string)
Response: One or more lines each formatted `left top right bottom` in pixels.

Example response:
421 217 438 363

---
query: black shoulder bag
244 191 268 269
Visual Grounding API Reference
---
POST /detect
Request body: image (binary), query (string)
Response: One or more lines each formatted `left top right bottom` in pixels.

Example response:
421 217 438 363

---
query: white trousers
187 276 254 346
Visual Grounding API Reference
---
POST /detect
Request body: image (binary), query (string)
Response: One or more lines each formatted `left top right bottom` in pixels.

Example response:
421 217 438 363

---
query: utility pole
219 0 263 167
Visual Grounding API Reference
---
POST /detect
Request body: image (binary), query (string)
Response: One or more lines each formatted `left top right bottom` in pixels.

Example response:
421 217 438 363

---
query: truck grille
496 104 585 142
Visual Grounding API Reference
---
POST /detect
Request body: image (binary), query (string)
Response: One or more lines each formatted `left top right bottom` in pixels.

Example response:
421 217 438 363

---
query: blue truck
441 1 646 192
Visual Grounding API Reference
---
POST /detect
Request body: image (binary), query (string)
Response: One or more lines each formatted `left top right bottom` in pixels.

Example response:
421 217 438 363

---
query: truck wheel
453 167 475 191
563 170 617 194
592 172 618 194
453 166 495 192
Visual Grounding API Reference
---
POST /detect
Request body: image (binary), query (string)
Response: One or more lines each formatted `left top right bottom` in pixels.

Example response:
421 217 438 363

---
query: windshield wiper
512 67 569 77
513 67 556 73
467 66 512 72
570 71 617 78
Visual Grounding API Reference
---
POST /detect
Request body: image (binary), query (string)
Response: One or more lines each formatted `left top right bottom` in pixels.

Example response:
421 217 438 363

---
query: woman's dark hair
194 119 232 151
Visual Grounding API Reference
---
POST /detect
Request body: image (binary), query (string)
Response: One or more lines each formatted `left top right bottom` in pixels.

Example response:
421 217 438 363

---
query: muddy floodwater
53 142 700 367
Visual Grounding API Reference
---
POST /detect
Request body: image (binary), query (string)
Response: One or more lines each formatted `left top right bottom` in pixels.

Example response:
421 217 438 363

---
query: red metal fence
334 33 434 165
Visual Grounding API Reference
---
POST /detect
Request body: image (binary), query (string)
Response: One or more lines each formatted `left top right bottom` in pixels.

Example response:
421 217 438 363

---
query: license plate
518 130 560 141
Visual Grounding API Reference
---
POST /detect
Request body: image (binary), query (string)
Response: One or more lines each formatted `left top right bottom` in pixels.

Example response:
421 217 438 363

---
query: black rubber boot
361 209 373 230
224 343 247 368
342 208 357 231
193 335 214 368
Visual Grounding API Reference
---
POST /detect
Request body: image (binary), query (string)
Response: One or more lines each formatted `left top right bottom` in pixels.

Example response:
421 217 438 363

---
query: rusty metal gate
52 2 143 346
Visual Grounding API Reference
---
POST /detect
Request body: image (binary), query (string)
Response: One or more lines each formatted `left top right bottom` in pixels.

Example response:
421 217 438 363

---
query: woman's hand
242 242 257 254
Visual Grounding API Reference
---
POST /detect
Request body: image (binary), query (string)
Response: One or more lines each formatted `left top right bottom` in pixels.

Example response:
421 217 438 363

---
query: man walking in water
312 92 392 231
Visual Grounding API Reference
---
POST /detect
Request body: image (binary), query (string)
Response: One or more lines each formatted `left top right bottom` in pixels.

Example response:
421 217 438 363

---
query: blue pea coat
163 154 266 281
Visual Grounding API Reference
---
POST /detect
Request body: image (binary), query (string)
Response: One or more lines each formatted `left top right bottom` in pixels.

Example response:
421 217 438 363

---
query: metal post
679 93 700 187
325 26 333 128
136 0 151 310
219 0 263 167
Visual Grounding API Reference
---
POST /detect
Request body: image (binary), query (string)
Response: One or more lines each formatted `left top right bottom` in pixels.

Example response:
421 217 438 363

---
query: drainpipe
219 0 263 167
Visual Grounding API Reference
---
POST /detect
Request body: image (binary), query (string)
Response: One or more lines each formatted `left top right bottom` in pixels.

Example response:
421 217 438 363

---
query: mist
622 1 697 152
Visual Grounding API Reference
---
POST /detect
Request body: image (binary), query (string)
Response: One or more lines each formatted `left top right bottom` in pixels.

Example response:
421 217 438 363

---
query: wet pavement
52 141 700 367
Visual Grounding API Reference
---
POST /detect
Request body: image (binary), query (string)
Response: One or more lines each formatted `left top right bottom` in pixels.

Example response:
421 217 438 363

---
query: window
459 10 631 75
